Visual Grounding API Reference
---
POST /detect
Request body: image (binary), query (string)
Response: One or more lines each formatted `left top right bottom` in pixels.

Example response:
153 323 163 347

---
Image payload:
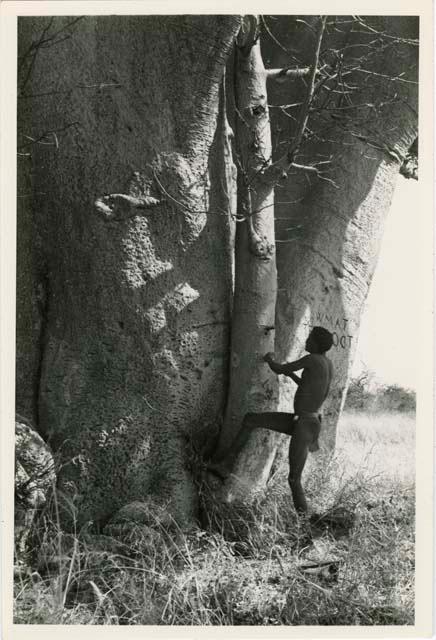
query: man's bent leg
209 412 294 476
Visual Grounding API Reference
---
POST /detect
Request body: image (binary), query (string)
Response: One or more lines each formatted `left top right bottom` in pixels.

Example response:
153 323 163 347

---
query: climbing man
209 326 334 516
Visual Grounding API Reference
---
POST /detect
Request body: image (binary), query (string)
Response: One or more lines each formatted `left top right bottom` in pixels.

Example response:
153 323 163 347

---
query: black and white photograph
1 1 433 635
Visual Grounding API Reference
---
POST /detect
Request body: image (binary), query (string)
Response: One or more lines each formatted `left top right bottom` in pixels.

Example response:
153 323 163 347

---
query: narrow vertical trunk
216 17 280 492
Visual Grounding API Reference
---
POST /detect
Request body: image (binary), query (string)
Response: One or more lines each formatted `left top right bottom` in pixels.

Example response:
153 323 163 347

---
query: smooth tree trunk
214 17 280 495
265 16 419 448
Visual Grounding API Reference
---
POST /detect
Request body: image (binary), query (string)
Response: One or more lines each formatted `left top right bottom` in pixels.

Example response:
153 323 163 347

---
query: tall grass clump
14 410 415 626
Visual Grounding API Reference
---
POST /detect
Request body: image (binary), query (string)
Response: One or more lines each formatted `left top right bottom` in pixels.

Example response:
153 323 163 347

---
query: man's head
306 326 334 354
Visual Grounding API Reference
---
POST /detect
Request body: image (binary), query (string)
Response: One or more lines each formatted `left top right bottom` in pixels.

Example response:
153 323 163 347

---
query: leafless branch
17 122 80 150
266 67 311 81
286 16 327 163
352 16 419 46
269 102 303 110
347 66 418 85
291 162 339 188
18 17 54 72
260 15 288 53
294 18 319 35
18 18 54 94
18 17 84 95
236 198 304 218
260 15 302 64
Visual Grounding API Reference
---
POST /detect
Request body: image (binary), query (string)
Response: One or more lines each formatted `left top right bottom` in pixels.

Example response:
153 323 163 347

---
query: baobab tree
16 14 418 527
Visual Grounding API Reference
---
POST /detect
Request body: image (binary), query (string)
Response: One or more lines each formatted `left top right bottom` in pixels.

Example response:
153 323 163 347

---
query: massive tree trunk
16 15 418 525
265 16 418 448
17 15 240 526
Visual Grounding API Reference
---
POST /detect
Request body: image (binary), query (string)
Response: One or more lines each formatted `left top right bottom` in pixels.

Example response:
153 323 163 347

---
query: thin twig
352 16 419 46
287 16 327 163
18 17 54 73
18 17 55 93
348 67 418 85
291 162 339 187
260 15 289 53
17 122 80 150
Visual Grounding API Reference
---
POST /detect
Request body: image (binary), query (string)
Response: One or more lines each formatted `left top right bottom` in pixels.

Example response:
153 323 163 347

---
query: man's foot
295 512 314 549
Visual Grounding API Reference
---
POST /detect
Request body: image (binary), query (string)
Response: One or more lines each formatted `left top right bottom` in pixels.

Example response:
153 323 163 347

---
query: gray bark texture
17 15 240 526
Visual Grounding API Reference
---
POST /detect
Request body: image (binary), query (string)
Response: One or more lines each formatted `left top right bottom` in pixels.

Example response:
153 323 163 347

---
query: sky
352 177 420 390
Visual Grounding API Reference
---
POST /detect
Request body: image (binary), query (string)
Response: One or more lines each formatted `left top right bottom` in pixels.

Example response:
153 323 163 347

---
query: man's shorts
295 414 322 452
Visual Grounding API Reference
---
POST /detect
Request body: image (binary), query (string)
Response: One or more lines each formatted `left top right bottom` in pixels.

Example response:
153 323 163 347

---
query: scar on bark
94 193 161 220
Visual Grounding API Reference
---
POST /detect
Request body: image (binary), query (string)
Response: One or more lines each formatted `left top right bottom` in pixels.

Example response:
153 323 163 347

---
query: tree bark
214 17 280 494
265 16 419 448
16 15 240 526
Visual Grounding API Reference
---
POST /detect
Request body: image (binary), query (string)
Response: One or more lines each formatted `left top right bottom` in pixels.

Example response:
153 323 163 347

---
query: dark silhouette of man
209 326 334 515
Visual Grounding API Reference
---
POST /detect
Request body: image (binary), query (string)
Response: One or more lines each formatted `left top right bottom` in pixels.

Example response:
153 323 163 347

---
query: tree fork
214 16 281 492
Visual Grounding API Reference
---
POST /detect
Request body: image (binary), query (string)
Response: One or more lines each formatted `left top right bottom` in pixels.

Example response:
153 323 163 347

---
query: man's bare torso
290 354 333 414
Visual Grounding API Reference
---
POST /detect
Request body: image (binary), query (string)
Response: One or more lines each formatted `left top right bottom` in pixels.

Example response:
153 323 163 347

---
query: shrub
344 372 415 414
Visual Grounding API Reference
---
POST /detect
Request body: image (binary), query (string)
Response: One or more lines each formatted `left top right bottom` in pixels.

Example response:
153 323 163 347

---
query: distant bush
344 372 416 414
376 384 416 413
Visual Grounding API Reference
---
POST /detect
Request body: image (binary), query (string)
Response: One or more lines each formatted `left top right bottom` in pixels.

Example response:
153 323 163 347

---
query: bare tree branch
17 122 80 150
266 67 311 81
347 66 418 85
352 16 419 46
18 17 84 96
286 16 327 163
291 162 338 187
18 17 54 94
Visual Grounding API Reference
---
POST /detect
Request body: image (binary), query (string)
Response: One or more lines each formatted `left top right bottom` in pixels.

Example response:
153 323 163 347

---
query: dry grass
336 411 415 486
14 411 415 626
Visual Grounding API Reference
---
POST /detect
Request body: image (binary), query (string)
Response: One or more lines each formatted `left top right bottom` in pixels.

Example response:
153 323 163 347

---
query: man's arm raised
263 353 310 380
